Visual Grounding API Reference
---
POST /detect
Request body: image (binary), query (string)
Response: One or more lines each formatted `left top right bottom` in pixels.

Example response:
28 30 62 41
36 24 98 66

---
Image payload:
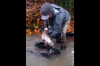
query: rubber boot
60 33 67 50
55 34 61 44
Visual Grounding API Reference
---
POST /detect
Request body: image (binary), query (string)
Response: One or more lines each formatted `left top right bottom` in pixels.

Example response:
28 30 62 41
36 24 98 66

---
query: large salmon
41 30 54 48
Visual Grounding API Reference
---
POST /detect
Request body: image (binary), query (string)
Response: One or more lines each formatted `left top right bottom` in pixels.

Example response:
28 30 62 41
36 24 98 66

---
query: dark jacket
44 4 71 38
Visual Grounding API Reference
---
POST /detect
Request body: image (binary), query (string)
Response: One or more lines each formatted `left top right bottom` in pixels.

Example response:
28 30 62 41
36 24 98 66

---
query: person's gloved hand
44 27 48 31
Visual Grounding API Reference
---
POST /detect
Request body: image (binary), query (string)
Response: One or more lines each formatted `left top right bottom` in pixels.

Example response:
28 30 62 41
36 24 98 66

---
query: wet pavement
26 34 74 66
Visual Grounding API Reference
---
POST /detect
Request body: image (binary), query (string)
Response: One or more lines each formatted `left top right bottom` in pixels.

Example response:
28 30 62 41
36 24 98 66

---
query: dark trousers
55 19 71 49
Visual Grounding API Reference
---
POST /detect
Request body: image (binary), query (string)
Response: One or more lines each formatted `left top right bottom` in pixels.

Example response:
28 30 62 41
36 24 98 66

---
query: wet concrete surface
26 34 74 66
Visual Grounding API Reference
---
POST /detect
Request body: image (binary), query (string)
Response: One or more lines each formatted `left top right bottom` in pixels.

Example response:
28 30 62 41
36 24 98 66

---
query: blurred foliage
26 0 74 35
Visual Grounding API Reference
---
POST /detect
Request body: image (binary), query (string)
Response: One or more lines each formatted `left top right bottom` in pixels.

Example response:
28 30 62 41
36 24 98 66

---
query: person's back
50 4 71 33
50 4 71 22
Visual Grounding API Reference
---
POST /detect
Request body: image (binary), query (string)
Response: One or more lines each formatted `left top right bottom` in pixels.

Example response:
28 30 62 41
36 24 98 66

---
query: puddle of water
26 35 74 66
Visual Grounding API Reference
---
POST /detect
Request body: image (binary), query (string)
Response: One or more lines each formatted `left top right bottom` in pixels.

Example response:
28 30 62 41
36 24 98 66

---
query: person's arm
44 20 49 28
50 15 63 38
44 20 49 31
